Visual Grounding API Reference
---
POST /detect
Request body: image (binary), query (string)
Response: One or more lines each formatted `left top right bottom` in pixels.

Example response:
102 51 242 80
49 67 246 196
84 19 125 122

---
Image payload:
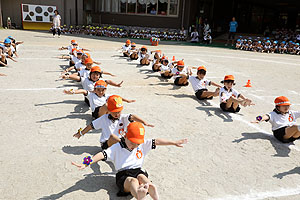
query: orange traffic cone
244 80 252 87
172 56 176 61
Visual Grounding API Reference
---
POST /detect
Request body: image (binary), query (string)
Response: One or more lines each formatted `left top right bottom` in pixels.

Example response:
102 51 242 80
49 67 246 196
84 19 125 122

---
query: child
203 33 212 44
189 66 221 100
235 39 242 49
122 40 131 57
252 96 300 143
219 75 253 113
72 121 187 199
279 41 287 54
170 60 191 86
73 95 154 150
151 51 162 72
158 56 174 79
138 46 151 65
129 43 139 60
263 40 272 53
64 80 134 119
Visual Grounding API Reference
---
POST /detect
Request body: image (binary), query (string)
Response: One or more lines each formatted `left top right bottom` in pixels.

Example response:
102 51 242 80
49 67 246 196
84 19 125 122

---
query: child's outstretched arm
102 71 116 77
122 97 136 103
155 138 188 147
93 61 101 65
72 151 104 170
251 114 269 123
211 81 222 88
73 124 93 139
130 115 154 127
63 89 88 95
106 80 123 87
81 48 90 51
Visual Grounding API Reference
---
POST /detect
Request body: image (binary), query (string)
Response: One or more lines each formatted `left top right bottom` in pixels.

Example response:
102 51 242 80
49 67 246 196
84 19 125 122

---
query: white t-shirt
219 87 240 103
75 62 84 70
138 52 150 59
53 14 61 28
160 63 173 72
87 92 109 112
72 56 80 63
171 67 188 79
78 68 90 78
191 31 199 42
266 110 300 131
189 76 211 92
81 77 95 91
92 114 132 143
122 45 130 51
103 138 156 171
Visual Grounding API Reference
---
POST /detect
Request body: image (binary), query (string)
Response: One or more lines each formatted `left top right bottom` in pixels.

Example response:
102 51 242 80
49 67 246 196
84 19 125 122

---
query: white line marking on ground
209 186 300 200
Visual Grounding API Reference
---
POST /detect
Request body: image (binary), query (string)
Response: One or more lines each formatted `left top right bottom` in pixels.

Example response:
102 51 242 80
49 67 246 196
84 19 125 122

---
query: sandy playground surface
1 29 300 200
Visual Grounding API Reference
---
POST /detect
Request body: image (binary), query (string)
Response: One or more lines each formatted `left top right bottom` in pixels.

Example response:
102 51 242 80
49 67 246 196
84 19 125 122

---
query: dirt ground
1 29 300 200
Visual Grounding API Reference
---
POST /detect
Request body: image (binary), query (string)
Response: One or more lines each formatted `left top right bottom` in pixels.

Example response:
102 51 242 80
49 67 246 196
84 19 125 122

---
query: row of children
121 39 300 145
236 37 300 55
56 25 187 41
0 36 22 76
58 39 187 199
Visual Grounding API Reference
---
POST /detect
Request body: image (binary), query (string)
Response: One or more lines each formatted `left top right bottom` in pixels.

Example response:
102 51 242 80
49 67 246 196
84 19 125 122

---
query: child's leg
226 96 242 109
97 104 108 118
201 88 220 98
137 174 159 200
284 125 300 139
177 75 188 85
123 177 146 199
107 134 121 147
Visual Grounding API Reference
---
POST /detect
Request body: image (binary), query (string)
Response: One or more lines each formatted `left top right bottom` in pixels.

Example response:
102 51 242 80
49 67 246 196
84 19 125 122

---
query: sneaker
53 35 55 38
58 35 61 38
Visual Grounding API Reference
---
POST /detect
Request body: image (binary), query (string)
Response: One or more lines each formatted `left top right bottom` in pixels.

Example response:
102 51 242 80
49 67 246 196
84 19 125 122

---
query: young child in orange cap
73 95 154 150
252 96 300 143
170 60 191 86
64 65 121 106
122 40 131 57
219 75 253 113
72 121 187 199
129 42 139 60
189 66 221 100
64 80 134 118
138 46 151 65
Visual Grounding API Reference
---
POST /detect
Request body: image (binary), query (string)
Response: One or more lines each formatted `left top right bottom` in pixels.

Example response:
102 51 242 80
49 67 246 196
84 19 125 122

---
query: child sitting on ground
189 66 221 100
72 121 187 199
252 96 300 143
73 95 154 150
219 75 253 113
170 60 191 86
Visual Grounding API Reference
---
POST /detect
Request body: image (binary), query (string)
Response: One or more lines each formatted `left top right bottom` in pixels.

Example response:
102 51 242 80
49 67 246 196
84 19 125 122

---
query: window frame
98 0 180 17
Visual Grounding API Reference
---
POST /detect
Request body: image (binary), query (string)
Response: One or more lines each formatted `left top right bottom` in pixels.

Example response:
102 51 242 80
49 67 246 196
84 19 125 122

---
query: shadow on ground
233 132 293 157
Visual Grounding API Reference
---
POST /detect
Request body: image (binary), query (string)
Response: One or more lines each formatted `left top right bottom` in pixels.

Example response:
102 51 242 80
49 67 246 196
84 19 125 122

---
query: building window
158 0 168 15
97 0 179 16
169 0 178 15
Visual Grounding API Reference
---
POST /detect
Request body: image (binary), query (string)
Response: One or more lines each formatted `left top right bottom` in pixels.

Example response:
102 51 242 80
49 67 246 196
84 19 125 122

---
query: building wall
1 0 84 28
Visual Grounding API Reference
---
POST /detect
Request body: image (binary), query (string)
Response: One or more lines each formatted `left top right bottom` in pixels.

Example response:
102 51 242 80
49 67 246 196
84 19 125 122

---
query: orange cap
107 95 123 112
83 52 90 58
274 96 291 106
177 60 184 66
224 75 235 81
162 56 168 60
131 42 136 46
76 49 84 54
197 66 206 71
126 122 145 144
94 80 107 88
72 48 77 53
84 57 93 64
141 46 147 50
90 66 102 73
126 40 131 44
71 39 76 44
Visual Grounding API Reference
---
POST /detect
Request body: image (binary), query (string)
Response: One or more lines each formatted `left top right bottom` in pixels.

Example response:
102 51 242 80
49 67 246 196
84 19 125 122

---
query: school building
1 0 300 34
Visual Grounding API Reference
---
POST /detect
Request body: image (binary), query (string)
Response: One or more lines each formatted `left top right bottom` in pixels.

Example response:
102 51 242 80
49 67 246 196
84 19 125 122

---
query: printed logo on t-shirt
288 114 294 122
136 149 143 159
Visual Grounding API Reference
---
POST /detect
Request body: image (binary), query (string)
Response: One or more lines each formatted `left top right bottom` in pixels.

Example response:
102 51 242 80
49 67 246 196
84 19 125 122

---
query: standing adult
226 17 238 46
52 10 61 38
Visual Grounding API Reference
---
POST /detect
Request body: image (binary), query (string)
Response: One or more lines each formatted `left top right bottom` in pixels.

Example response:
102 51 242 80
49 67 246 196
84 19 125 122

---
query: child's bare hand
144 123 154 127
174 139 188 147
73 132 82 139
71 161 86 170
63 89 74 95
128 100 136 103
116 81 123 87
